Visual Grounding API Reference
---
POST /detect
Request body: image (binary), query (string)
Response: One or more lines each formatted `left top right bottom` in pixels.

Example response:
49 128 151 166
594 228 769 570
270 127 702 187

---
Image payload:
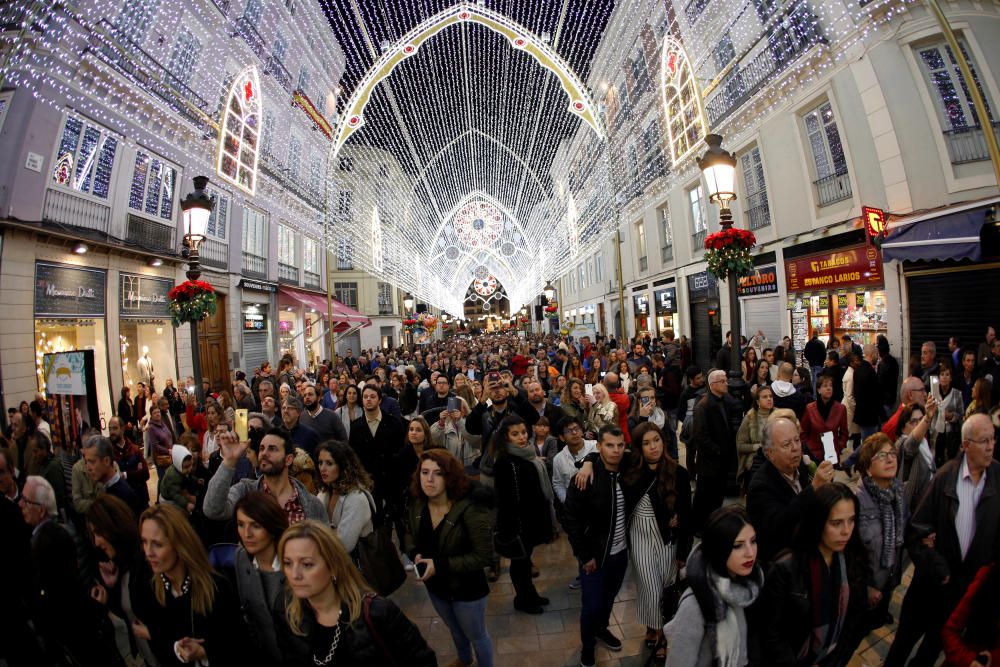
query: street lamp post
180 176 215 406
403 292 415 351
697 134 746 401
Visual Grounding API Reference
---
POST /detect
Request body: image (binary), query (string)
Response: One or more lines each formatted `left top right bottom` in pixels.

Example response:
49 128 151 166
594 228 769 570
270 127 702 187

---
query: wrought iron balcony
744 193 772 230
813 170 852 207
304 271 322 290
692 229 707 251
199 237 228 270
278 262 299 284
660 244 674 263
242 251 267 279
235 16 267 60
943 122 1000 165
265 55 292 93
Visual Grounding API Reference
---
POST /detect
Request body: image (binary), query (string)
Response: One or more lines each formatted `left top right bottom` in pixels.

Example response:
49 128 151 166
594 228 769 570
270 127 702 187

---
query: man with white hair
689 369 739 531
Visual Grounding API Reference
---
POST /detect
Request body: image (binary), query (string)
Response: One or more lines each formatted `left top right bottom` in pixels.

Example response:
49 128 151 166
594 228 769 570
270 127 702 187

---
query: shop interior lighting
73 242 88 254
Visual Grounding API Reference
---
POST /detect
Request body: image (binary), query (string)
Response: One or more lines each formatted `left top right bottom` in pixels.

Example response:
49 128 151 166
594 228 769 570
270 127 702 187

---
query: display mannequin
137 345 155 393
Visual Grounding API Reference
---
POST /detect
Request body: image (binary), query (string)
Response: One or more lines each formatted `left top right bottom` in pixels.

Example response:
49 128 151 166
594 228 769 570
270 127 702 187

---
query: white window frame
802 100 847 180
688 183 707 234
658 204 672 249
242 205 268 257
287 134 302 179
915 39 996 132
596 252 604 284
167 27 201 86
206 187 229 241
50 114 121 202
128 147 179 221
303 237 319 274
635 220 647 269
278 223 296 265
739 145 771 229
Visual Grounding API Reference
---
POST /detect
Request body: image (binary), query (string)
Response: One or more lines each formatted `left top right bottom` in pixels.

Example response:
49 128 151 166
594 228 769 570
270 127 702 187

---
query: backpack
679 396 698 444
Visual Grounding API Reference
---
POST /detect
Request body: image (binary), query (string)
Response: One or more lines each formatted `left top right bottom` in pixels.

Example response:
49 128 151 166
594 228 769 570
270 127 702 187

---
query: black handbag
354 492 406 596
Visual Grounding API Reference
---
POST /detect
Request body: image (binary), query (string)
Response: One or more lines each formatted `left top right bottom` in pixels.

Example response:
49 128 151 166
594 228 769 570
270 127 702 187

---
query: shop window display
35 319 112 427
833 289 887 347
119 320 176 394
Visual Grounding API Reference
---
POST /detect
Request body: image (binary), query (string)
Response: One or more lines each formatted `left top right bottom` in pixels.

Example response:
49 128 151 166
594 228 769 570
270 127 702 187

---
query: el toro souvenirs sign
785 245 883 292
736 265 778 297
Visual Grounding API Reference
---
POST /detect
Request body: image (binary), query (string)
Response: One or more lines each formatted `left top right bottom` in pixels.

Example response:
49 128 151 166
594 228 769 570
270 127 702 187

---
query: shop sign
42 351 88 395
120 273 173 318
818 295 830 309
856 292 866 307
34 262 106 317
687 271 719 298
239 278 278 293
862 206 889 241
633 295 649 315
736 265 778 297
785 245 882 292
278 320 293 332
837 294 849 308
655 288 676 314
243 312 266 331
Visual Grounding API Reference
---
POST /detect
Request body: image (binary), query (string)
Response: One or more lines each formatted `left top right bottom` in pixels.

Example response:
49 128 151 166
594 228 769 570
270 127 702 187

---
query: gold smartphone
234 409 249 442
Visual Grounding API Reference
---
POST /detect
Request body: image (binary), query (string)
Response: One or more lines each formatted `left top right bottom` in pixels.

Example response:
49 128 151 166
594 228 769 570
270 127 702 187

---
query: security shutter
742 296 782 351
336 333 361 357
906 267 1000 361
243 331 269 373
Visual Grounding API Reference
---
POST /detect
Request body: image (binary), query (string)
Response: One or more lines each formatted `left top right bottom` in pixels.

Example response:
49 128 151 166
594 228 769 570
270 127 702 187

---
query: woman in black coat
274 520 435 667
491 414 555 614
757 483 868 667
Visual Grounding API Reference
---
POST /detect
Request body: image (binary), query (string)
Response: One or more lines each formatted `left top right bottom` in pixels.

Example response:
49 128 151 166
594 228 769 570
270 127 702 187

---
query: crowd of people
1 324 999 667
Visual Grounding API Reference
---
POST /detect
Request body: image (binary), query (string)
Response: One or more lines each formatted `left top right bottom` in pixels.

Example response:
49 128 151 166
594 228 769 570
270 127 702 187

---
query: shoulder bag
493 460 528 559
353 491 406 596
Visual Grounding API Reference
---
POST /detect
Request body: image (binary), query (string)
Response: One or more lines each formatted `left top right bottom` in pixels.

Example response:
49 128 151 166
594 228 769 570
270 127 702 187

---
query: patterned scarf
862 476 904 569
800 552 850 663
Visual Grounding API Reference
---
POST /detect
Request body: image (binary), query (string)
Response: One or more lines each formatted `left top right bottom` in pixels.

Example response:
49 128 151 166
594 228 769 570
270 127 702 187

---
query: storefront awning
881 198 997 263
278 286 371 332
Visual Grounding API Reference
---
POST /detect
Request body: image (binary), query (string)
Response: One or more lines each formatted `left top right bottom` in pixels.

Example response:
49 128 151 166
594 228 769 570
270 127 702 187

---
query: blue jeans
427 591 493 667
579 550 629 651
810 366 824 394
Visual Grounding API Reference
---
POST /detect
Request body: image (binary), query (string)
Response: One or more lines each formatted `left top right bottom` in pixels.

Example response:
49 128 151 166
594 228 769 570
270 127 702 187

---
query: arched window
660 37 706 166
217 65 261 195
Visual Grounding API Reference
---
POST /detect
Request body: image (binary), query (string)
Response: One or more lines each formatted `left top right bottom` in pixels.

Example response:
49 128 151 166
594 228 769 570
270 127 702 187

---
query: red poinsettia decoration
168 280 217 326
704 228 756 280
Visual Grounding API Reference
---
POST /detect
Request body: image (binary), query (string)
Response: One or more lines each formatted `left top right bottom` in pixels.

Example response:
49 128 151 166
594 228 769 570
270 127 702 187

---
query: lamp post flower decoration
704 227 756 281
543 303 559 319
168 279 217 327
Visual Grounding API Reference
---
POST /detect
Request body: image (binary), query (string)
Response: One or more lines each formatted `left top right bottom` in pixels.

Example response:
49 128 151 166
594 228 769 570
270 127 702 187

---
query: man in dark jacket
852 344 882 438
747 416 833 565
516 378 565 430
278 396 321 458
348 385 410 519
804 330 827 392
564 426 629 667
689 370 738 532
876 334 899 416
885 413 999 667
770 362 807 420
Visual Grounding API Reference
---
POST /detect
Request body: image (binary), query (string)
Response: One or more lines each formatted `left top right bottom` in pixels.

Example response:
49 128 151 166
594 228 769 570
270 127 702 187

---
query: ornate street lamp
180 175 214 405
697 135 746 398
543 280 556 301
402 292 415 349
403 292 415 311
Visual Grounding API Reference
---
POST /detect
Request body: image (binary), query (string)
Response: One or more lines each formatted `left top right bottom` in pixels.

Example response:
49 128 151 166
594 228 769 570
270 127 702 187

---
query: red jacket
882 402 906 441
800 399 848 462
511 355 532 378
942 564 1000 666
608 389 631 444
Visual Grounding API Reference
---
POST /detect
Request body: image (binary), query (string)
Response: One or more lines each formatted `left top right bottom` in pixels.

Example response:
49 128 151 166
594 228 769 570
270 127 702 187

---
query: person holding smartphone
404 449 494 667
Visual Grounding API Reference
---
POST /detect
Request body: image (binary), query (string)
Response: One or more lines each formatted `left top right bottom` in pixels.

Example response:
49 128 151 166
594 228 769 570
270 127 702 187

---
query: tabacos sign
785 245 883 292
736 266 778 297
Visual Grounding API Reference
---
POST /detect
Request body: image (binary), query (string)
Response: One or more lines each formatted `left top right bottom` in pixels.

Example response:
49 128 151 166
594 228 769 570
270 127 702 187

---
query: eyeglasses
19 495 42 507
563 425 583 434
967 436 996 446
872 450 898 461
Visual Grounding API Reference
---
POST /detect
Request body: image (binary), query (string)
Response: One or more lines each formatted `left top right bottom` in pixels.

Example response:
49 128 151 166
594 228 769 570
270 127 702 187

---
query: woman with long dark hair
751 359 771 396
273 520 435 666
133 504 247 666
491 414 555 614
625 422 692 661
759 483 868 667
742 347 758 383
404 449 495 667
118 386 135 430
664 505 763 666
335 385 363 439
233 491 289 663
315 441 373 554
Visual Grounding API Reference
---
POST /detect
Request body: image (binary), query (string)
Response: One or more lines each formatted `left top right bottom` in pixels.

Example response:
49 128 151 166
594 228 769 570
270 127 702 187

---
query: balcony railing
813 170 852 207
211 0 231 16
89 19 210 129
661 245 674 263
639 256 648 272
199 237 228 269
259 157 325 211
265 56 292 93
242 251 267 279
304 270 322 290
42 188 111 233
127 213 175 251
692 229 707 250
278 262 299 284
744 193 772 230
705 5 824 127
336 257 354 271
943 122 1000 164
378 304 395 316
235 16 267 60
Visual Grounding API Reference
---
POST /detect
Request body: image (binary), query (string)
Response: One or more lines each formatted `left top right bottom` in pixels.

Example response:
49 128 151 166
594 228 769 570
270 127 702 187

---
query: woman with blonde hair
586 383 619 437
274 520 436 665
133 504 247 666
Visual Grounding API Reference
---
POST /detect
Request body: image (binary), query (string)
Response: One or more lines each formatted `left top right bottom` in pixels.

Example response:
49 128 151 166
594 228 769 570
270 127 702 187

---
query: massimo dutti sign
120 273 173 318
34 262 106 317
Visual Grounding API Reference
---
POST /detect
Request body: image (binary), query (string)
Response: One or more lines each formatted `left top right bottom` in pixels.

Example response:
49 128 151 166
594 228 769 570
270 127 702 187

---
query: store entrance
197 293 230 392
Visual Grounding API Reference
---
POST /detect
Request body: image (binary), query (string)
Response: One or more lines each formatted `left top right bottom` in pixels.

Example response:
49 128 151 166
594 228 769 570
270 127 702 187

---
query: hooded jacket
771 380 807 419
159 444 192 511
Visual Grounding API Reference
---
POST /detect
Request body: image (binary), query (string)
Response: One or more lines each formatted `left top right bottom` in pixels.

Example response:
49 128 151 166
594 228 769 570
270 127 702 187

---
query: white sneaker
402 554 415 572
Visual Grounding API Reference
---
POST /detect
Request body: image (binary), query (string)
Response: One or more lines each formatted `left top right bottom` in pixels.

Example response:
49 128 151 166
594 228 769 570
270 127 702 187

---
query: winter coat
160 445 193 511
736 409 770 484
799 400 848 463
403 483 494 601
690 392 737 480
233 546 284 663
852 361 882 427
607 389 632 443
771 380 807 420
746 460 814 565
941 564 1000 666
586 400 619 435
494 454 554 551
564 456 625 567
203 463 326 523
896 433 935 516
856 480 907 591
274 594 436 667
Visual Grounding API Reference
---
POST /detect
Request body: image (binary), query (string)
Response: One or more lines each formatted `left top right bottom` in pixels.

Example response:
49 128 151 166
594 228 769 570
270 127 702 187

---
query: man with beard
82 435 146 519
107 416 149 508
299 383 347 442
517 377 565 430
203 427 325 524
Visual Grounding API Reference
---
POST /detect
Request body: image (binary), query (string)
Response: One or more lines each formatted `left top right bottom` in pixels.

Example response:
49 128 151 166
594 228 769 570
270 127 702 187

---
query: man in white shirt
551 416 597 504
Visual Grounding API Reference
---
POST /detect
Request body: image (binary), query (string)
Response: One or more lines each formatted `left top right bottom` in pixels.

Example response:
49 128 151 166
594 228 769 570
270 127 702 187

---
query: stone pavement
390 531 910 667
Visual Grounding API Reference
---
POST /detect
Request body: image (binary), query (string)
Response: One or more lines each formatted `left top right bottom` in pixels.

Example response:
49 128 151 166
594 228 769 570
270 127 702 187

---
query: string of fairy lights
1 0 920 317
